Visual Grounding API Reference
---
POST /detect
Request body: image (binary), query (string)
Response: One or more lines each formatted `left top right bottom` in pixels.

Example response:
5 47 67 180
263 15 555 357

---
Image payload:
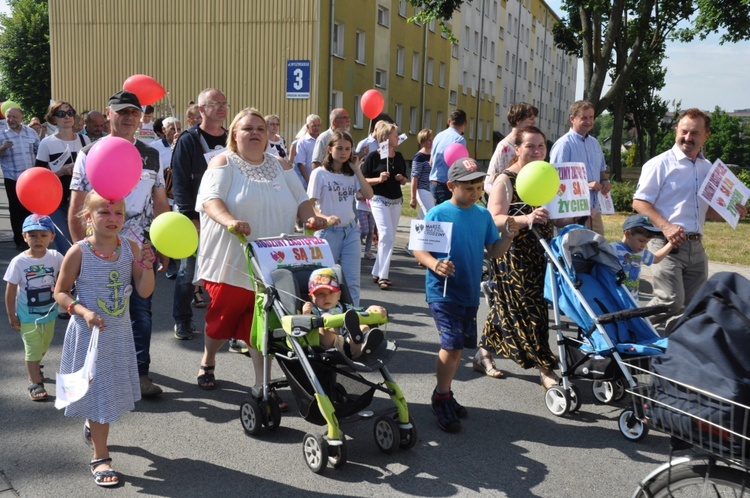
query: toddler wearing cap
611 214 673 300
3 214 64 401
302 267 387 358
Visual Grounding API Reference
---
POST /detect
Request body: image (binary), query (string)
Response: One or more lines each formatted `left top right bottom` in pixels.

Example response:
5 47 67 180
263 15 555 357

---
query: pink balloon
85 136 143 200
444 143 470 167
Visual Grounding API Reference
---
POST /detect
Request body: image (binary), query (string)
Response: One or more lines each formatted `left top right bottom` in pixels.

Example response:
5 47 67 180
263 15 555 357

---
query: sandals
197 365 217 390
472 354 504 379
83 421 92 446
539 370 559 391
90 457 119 487
192 287 206 308
372 276 379 284
28 382 48 401
378 279 392 290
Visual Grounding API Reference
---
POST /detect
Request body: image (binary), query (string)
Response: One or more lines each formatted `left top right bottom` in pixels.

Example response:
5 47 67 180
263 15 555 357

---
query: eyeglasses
204 103 230 110
54 109 76 118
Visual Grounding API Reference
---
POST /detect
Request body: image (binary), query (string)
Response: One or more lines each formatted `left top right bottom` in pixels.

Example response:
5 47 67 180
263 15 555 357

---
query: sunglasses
54 109 76 118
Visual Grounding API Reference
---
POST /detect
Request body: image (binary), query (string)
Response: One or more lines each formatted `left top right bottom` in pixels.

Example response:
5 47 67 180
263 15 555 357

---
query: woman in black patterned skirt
476 126 563 390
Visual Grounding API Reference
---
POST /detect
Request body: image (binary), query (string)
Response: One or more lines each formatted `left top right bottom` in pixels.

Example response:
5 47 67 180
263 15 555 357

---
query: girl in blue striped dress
55 191 155 488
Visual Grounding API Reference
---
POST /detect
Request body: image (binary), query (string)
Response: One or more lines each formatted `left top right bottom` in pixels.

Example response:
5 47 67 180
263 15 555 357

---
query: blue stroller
541 224 668 417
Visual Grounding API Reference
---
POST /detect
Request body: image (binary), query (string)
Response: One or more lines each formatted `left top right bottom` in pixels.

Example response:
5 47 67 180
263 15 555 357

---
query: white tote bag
55 326 99 409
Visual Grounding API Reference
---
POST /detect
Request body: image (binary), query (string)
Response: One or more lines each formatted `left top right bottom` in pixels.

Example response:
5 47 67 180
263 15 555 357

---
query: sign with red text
250 237 335 284
698 159 750 228
598 191 615 215
545 162 591 220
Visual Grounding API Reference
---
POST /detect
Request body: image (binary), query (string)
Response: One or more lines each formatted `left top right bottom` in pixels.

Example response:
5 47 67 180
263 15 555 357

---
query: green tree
704 107 750 166
0 0 50 120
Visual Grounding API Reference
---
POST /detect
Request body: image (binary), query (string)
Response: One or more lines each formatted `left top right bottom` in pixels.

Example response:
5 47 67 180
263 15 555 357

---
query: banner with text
544 162 591 220
250 237 335 284
408 220 453 254
698 159 750 229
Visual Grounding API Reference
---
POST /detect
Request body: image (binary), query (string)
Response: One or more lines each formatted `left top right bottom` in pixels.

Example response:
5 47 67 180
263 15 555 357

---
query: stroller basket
625 361 750 467
277 354 376 425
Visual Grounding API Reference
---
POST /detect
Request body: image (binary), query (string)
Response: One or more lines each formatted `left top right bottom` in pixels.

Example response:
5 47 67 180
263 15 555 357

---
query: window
409 107 417 134
436 112 444 130
396 46 405 76
482 36 488 58
355 31 366 63
462 71 468 95
377 6 390 27
499 26 504 40
481 78 486 97
511 54 516 73
375 69 387 88
469 119 475 139
474 31 479 54
429 19 436 32
412 52 420 81
505 50 510 69
332 22 344 57
464 27 470 51
451 43 459 59
353 95 363 129
489 80 494 99
331 90 343 109
495 103 500 116
398 0 406 17
478 120 483 141
493 0 498 18
490 41 495 62
423 109 431 130
438 62 446 88
394 104 403 128
449 91 457 105
503 87 508 106
426 58 434 84
486 121 492 141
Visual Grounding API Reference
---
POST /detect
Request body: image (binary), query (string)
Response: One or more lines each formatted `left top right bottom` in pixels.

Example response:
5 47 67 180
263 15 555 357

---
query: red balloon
122 74 166 106
361 89 385 120
16 167 63 215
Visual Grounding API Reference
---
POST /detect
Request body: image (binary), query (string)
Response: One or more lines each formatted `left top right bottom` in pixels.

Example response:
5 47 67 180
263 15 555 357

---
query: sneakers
449 390 469 419
431 389 461 433
139 376 163 398
174 321 195 340
363 252 376 260
343 309 363 344
360 328 385 356
228 339 250 354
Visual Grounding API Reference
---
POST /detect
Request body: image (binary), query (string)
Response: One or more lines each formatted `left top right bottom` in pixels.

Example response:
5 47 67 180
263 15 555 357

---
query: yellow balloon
516 161 560 206
149 212 198 259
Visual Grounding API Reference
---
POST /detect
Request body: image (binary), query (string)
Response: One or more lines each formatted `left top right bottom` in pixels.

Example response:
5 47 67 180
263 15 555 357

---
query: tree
704 107 750 167
0 0 50 120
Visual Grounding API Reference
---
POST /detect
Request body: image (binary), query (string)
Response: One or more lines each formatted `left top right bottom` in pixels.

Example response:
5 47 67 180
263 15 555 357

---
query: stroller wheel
265 395 282 432
396 415 418 450
618 409 649 441
544 386 571 416
567 384 582 414
373 416 400 454
327 435 348 469
613 379 627 401
240 398 264 436
591 380 617 404
302 432 328 474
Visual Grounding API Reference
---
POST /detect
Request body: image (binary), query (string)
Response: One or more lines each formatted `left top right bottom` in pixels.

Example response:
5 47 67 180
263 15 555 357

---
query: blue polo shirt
429 127 466 184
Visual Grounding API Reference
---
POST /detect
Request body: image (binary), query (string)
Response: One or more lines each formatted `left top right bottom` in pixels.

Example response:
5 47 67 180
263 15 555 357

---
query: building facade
49 0 575 161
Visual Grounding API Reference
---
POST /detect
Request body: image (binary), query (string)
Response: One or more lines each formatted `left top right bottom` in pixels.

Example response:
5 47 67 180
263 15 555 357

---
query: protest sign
544 162 591 219
408 220 452 253
598 191 615 215
698 159 750 228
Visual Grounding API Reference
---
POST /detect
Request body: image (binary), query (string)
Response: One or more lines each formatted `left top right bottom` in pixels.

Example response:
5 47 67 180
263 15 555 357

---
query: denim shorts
428 302 478 351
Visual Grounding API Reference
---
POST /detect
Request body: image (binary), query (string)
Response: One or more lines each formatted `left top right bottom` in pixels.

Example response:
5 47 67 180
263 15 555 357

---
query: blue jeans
172 255 196 324
430 182 452 205
317 221 362 307
49 203 72 255
131 272 155 377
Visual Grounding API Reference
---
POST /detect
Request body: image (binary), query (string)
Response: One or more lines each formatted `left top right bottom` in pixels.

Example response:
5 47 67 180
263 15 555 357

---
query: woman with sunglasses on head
36 101 90 255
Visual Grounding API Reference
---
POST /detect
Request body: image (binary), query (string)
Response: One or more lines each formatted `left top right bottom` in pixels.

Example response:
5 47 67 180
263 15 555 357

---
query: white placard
250 237 335 284
203 146 227 165
397 133 408 145
544 162 591 219
378 139 389 159
598 191 615 215
408 220 453 253
698 159 750 229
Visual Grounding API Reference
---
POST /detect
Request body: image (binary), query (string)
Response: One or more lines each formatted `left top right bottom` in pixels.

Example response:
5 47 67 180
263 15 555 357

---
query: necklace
85 237 121 259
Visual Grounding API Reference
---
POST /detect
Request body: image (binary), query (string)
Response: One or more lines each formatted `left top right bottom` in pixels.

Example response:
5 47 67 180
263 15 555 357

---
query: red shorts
203 280 255 343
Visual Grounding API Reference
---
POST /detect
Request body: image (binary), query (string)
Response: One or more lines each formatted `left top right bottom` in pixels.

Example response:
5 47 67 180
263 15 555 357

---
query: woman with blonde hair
194 107 325 399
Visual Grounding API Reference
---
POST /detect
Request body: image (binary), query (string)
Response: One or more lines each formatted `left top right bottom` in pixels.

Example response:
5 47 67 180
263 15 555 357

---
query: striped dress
59 239 141 423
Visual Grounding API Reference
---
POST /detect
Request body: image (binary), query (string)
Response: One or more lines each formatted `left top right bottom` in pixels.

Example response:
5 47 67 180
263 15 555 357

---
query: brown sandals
472 353 504 378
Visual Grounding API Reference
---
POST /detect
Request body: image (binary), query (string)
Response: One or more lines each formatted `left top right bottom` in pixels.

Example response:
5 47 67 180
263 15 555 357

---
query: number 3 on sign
293 69 304 90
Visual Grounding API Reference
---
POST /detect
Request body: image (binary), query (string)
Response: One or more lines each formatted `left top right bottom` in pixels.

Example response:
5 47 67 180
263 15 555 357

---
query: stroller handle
281 311 388 338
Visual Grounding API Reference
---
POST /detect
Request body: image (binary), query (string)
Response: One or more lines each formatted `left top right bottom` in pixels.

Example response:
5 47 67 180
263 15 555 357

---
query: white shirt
312 128 336 165
634 144 712 234
307 167 362 226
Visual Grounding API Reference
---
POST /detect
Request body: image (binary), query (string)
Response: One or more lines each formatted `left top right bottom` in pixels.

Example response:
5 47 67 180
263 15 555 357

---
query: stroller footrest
597 305 670 324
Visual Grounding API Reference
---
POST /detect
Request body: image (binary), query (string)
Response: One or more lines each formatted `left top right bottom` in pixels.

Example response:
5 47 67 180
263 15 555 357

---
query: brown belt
685 233 702 241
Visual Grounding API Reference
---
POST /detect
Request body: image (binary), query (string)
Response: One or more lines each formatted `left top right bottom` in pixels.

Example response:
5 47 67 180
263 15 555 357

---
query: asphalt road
1 236 675 498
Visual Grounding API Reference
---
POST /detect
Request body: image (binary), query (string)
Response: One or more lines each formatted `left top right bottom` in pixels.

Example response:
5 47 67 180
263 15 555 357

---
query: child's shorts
20 320 56 362
428 302 478 351
203 281 254 343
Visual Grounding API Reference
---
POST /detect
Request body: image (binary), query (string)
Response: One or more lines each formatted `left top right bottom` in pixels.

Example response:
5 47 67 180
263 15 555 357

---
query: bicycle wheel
634 460 749 497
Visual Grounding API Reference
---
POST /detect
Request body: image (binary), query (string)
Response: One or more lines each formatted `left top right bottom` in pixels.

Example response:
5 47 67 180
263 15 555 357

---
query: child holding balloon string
54 190 155 488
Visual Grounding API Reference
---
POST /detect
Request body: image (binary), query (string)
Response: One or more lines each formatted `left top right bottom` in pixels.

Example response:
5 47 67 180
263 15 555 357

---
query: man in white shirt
293 113 320 188
633 108 747 332
312 108 349 168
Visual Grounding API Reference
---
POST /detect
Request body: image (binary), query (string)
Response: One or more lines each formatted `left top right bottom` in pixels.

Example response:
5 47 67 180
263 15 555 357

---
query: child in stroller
301 267 386 358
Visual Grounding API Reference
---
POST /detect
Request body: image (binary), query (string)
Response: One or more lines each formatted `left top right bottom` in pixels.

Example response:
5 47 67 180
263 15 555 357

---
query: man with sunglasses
68 90 170 398
0 106 40 251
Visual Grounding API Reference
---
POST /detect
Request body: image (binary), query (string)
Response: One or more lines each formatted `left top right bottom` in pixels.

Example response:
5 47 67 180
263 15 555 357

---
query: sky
0 1 747 112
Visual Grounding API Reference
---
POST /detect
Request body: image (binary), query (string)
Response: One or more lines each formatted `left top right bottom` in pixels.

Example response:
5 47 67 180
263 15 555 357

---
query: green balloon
1 100 20 116
516 161 560 206
149 212 198 260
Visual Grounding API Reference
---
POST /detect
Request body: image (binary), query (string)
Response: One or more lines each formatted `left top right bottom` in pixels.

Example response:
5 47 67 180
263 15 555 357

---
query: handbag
55 326 99 409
